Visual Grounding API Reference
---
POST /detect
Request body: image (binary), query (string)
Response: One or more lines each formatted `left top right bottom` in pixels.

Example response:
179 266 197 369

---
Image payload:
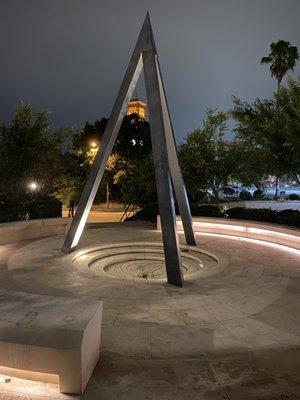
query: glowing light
90 142 98 148
71 211 89 250
29 182 38 191
191 222 246 233
194 232 300 257
0 366 59 384
176 220 299 245
247 227 300 243
170 217 300 256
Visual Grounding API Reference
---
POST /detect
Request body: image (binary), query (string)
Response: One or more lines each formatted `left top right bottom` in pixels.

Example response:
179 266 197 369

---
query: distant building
127 99 146 120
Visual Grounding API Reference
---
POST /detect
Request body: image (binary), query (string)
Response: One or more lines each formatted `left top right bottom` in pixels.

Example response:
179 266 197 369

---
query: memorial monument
62 13 196 287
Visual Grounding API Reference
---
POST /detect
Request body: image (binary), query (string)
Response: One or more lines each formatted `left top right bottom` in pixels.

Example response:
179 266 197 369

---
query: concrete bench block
157 216 300 251
0 290 103 394
0 218 72 245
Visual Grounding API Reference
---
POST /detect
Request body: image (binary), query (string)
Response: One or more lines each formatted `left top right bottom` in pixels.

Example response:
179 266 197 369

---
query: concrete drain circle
72 242 219 282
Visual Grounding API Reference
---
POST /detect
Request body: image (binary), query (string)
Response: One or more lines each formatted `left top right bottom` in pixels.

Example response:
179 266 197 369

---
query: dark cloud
0 0 299 141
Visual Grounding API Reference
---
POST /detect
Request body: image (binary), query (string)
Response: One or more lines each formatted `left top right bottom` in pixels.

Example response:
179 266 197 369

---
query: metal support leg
62 53 143 252
156 60 196 246
143 49 183 287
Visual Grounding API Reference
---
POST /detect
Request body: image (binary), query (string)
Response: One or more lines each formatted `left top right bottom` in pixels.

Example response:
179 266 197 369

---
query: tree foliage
261 40 299 91
232 78 300 184
179 109 242 203
0 103 70 201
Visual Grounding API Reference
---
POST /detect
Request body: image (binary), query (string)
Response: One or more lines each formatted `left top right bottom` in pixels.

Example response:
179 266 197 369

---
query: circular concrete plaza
0 222 300 400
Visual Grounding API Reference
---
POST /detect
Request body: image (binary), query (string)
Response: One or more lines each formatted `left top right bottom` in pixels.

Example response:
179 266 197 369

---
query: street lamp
90 142 97 148
29 182 38 191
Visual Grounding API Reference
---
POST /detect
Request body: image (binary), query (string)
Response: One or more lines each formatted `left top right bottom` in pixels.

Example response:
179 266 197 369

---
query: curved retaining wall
157 216 300 251
0 218 71 245
1 217 299 252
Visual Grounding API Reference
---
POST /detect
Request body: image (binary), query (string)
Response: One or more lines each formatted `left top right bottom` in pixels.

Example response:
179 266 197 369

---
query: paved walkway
62 210 124 223
0 223 300 399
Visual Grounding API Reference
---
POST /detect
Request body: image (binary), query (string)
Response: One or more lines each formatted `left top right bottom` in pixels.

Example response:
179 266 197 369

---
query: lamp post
29 181 38 191
89 142 109 209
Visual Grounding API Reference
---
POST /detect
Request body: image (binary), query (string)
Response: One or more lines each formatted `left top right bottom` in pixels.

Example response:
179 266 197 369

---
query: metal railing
119 204 138 222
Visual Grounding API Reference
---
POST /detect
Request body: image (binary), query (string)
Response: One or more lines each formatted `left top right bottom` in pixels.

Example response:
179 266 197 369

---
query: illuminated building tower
126 98 147 120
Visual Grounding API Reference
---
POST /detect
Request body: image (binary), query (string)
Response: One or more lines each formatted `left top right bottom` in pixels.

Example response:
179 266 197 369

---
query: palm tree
261 40 299 92
261 40 298 199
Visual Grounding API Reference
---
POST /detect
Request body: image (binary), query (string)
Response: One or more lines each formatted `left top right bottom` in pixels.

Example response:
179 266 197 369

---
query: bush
289 193 300 200
189 204 224 218
276 209 300 228
227 207 276 223
125 203 158 223
253 189 266 199
227 207 300 228
0 202 28 223
239 190 252 201
223 187 235 195
26 197 62 219
125 203 300 228
126 203 224 222
0 196 62 223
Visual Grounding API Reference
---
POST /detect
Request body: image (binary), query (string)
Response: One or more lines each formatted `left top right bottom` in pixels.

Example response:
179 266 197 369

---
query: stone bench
0 218 71 245
0 290 103 394
157 216 300 252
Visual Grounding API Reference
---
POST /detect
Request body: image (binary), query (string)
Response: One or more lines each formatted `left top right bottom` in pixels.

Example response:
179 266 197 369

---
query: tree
261 40 299 92
113 114 152 162
73 118 108 158
70 114 153 207
52 175 83 207
0 103 70 202
232 78 300 197
276 79 300 183
119 153 156 207
179 109 241 204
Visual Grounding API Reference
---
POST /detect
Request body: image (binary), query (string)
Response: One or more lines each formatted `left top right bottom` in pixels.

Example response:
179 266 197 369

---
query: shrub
0 202 28 223
253 189 266 199
125 203 158 223
227 207 300 228
190 204 224 218
289 193 300 201
276 209 300 228
26 197 62 219
227 207 276 223
0 197 62 223
125 203 300 229
239 190 252 201
223 187 235 195
126 203 224 222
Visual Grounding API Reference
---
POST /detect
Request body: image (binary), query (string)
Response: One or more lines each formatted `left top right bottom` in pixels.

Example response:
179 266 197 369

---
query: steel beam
143 49 183 286
62 32 144 252
155 59 196 246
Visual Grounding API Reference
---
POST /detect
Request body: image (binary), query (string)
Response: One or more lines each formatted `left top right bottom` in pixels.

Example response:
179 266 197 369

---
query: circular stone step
71 242 219 282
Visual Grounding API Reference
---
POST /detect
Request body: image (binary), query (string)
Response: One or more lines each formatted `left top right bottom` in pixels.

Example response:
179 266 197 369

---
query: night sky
0 0 300 141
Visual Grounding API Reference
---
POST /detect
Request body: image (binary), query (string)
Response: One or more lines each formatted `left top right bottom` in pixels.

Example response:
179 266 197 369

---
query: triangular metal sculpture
62 13 196 287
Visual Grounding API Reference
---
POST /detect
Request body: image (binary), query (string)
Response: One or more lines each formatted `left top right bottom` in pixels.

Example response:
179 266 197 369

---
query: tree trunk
212 187 219 204
106 181 110 210
274 176 279 200
294 173 300 185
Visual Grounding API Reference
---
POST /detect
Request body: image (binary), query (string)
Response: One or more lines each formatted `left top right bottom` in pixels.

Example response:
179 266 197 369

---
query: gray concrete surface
0 290 102 394
0 222 299 399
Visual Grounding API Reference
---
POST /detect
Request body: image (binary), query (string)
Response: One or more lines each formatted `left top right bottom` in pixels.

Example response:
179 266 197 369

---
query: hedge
226 207 300 228
0 197 62 223
126 203 300 228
